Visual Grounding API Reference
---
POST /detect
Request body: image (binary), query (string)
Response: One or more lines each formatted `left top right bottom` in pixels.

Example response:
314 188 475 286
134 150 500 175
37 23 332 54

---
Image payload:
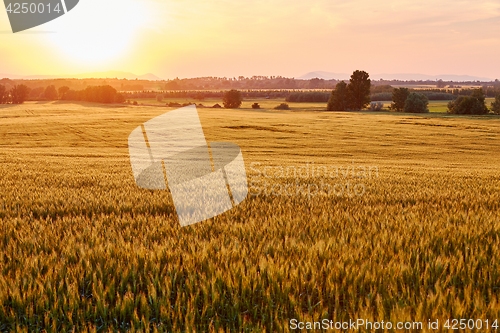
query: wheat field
1 102 500 332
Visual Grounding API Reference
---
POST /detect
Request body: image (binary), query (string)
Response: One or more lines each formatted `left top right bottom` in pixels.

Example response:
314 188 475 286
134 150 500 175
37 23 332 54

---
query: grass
1 101 500 332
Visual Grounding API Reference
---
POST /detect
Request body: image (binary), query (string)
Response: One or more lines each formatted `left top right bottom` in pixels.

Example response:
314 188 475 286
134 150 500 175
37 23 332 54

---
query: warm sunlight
0 0 499 78
46 0 153 66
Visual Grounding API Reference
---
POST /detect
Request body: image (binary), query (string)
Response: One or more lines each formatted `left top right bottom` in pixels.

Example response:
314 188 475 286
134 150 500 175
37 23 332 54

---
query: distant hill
299 71 494 82
0 71 163 81
373 73 493 82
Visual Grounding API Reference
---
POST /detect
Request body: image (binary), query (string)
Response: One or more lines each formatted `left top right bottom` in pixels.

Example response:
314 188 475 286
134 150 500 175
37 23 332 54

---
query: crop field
1 102 500 332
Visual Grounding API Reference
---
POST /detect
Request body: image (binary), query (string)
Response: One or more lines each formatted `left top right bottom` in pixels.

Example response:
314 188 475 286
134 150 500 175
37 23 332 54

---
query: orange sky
0 0 499 79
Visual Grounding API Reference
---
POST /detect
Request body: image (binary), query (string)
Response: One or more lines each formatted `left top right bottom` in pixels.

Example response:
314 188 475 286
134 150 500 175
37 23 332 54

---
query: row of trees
390 87 500 114
60 85 125 104
0 83 126 105
325 72 500 114
164 76 338 90
286 92 330 103
0 84 30 104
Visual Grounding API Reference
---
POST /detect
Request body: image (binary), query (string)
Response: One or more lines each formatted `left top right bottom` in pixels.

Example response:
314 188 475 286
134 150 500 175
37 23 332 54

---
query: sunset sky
0 0 499 79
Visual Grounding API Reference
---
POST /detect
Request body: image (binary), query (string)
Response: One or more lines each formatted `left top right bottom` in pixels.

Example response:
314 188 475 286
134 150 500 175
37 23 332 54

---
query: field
1 101 500 332
133 97 496 114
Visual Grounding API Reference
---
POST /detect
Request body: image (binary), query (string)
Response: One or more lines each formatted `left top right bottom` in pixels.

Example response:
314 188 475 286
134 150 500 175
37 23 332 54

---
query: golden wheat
0 102 500 332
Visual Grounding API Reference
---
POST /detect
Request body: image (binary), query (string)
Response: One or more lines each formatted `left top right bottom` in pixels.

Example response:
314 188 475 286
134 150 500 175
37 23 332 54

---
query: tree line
390 86 500 114
167 74 500 115
60 86 125 104
0 84 30 104
0 84 125 104
323 70 500 114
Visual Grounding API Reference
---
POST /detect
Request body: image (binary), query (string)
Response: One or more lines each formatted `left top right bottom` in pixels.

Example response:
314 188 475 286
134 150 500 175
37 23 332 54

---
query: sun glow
46 0 153 66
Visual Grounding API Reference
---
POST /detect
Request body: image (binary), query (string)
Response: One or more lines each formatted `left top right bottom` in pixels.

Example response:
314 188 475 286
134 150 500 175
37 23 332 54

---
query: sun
46 0 151 66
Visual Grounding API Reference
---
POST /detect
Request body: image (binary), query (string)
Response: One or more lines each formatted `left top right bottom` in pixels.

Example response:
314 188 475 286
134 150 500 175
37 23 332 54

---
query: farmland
1 101 500 332
130 97 496 114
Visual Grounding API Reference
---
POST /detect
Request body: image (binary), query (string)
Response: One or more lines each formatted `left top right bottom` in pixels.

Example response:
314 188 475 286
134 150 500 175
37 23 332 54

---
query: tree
44 85 58 100
222 89 242 108
58 86 70 99
10 84 30 104
0 84 6 104
436 79 446 88
391 87 410 112
347 70 371 110
447 88 488 115
327 81 349 111
404 92 429 113
492 94 500 115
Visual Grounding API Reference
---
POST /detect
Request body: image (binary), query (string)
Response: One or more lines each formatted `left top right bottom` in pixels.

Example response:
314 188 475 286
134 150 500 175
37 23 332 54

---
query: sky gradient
0 0 499 79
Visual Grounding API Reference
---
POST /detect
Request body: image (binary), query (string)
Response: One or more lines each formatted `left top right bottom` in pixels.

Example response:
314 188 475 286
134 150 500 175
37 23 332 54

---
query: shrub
212 103 222 108
156 94 164 102
133 101 138 105
274 103 290 110
251 103 261 109
404 93 429 113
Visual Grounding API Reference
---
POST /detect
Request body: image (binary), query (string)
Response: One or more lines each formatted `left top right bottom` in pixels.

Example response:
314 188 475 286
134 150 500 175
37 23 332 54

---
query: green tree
404 92 429 113
327 81 349 111
391 87 410 112
491 94 500 115
0 84 6 104
222 89 242 108
44 85 58 100
447 89 488 115
10 84 30 104
347 70 371 110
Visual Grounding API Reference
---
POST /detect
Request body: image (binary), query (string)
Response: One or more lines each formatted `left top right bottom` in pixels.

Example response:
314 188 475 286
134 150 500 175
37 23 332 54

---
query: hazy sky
0 0 499 79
